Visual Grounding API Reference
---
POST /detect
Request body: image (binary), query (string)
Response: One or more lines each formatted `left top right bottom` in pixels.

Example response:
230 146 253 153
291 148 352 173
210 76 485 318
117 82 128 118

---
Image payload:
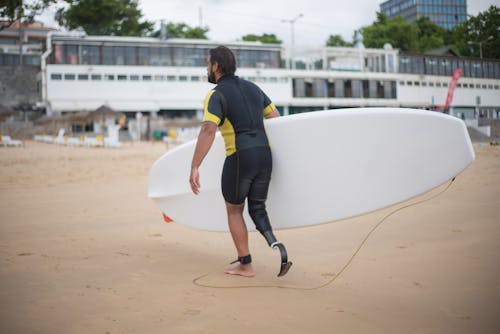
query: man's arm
190 122 217 195
265 108 280 119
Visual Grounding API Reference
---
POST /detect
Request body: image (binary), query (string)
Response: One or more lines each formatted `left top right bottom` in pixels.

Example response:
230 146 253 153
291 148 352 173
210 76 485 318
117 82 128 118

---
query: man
189 46 292 278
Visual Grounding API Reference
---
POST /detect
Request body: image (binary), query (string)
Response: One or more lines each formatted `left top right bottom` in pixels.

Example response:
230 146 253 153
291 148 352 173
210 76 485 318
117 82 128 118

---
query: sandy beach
0 140 499 334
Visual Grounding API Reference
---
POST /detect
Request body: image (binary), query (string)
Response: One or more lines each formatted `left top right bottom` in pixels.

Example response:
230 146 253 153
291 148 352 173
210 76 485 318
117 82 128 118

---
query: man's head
207 46 236 83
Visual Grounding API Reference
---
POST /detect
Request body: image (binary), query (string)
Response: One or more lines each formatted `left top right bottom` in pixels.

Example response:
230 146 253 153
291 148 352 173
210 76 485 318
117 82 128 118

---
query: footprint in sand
184 309 201 316
18 252 34 256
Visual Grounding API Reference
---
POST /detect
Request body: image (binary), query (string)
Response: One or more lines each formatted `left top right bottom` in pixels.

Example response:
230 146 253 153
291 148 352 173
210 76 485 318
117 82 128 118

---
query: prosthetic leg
249 199 293 277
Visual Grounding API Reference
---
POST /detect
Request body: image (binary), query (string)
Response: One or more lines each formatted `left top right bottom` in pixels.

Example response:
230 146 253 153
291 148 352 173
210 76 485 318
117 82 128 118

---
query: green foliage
0 0 21 22
414 16 446 51
0 0 56 28
242 33 281 44
359 7 499 59
57 0 154 36
158 22 209 39
362 13 418 52
452 5 499 59
326 34 353 47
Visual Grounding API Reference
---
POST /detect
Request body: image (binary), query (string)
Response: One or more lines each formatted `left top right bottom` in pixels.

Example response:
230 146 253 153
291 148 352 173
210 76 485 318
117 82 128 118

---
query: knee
226 202 245 216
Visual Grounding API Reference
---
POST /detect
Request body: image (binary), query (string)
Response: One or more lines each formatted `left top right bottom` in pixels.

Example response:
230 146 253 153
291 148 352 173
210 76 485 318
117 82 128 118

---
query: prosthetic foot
263 231 293 277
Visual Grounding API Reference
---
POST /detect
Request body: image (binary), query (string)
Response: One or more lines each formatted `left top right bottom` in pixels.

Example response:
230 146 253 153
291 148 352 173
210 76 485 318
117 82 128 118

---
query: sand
0 140 499 334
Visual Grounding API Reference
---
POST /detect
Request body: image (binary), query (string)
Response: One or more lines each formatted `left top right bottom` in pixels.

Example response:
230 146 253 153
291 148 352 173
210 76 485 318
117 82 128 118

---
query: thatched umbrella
88 105 117 123
35 114 68 134
64 111 92 134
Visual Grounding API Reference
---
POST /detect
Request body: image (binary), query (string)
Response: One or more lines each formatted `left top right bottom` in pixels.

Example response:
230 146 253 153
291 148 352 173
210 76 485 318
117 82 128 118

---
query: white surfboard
148 108 474 232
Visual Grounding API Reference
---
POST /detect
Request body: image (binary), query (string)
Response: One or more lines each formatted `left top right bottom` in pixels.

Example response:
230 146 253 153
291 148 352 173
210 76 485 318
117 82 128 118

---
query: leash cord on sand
192 178 456 290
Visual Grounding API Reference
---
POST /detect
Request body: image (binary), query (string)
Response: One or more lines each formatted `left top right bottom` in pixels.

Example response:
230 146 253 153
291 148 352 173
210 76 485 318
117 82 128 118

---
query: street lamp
467 35 494 59
282 13 303 69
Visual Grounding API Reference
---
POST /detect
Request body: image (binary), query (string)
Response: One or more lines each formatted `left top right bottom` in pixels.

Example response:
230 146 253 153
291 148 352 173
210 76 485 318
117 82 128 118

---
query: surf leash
192 177 456 290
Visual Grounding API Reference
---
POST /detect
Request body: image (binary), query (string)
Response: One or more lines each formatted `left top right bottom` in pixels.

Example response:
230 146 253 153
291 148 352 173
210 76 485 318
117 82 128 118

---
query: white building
39 33 499 123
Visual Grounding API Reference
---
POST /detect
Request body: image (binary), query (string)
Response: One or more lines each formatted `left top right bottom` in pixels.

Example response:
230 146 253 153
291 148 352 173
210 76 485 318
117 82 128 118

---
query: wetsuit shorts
221 146 272 205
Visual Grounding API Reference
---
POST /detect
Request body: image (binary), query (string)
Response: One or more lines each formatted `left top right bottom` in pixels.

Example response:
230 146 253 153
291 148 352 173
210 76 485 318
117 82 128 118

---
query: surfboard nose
162 213 174 223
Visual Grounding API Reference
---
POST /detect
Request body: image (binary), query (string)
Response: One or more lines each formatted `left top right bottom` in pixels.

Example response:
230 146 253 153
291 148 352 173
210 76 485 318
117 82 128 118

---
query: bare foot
224 264 255 277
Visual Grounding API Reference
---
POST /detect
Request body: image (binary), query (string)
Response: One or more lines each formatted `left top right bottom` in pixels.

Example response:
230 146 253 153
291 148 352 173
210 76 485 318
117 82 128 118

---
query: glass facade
292 78 397 99
399 54 500 78
0 54 40 66
380 0 467 29
49 40 282 69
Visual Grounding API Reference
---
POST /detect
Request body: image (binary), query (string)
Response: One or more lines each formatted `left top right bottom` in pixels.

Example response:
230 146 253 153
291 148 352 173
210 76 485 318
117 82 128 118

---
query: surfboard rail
148 108 475 231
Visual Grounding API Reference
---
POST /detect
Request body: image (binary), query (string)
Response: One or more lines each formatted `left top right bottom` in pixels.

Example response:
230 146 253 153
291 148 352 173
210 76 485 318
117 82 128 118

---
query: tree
156 22 209 39
414 16 446 52
0 0 57 65
452 5 499 59
0 0 56 30
362 13 418 52
326 34 353 47
242 33 281 44
56 0 154 36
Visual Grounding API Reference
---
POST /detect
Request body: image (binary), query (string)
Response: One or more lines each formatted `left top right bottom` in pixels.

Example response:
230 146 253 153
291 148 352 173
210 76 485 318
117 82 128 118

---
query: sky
37 0 497 48
136 0 497 47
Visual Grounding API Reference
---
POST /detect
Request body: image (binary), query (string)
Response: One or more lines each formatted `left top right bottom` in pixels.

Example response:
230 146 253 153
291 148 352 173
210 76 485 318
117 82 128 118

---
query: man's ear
212 61 219 73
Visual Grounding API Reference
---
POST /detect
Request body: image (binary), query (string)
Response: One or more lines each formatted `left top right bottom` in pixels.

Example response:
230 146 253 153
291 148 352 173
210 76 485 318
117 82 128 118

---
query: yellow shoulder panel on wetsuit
203 90 221 125
263 102 277 117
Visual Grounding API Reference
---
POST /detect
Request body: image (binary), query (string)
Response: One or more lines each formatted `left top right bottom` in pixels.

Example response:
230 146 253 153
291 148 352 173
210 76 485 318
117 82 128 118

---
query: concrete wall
0 65 40 107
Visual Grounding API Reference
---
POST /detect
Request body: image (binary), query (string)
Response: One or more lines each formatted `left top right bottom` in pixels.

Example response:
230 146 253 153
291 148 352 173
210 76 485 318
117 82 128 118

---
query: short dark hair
209 46 236 76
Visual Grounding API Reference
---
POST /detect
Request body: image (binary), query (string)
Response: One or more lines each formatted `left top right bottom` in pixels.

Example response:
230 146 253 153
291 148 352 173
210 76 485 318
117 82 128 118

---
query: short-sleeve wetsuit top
203 75 276 156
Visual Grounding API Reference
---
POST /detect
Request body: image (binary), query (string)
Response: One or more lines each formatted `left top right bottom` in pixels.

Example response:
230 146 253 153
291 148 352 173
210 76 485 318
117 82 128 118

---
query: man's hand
190 122 217 195
190 167 200 195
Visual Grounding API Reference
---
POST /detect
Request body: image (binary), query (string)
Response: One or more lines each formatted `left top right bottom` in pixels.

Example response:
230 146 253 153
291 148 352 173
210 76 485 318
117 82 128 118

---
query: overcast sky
138 0 497 47
39 0 497 47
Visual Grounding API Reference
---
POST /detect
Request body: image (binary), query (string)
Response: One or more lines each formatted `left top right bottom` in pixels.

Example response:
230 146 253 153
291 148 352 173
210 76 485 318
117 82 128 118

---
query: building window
377 81 384 98
51 73 62 80
173 47 207 67
362 80 370 98
81 45 100 65
77 74 89 80
344 80 352 98
91 74 102 81
64 74 75 80
293 78 305 97
327 80 335 97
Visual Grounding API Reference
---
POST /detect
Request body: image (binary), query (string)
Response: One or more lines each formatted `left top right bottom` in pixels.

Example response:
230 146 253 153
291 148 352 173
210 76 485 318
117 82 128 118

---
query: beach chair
84 135 104 147
66 135 84 146
54 129 66 145
104 125 122 148
163 129 178 148
44 128 64 143
0 135 23 147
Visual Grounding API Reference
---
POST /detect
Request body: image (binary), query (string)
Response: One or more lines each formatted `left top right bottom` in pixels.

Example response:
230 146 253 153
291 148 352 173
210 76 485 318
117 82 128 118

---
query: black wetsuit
203 74 276 236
